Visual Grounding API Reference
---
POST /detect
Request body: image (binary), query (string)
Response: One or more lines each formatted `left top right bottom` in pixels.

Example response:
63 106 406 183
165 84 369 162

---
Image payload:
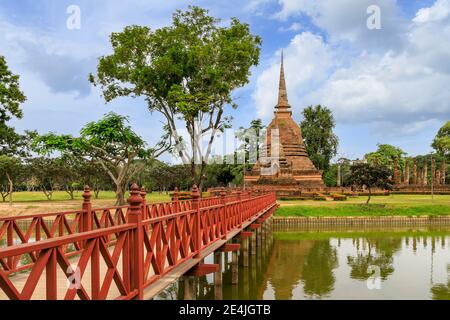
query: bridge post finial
140 187 147 219
81 185 92 234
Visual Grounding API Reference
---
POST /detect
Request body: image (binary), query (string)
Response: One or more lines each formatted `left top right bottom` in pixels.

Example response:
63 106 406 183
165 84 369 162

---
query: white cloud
274 0 407 51
253 0 450 136
278 22 302 32
413 0 450 23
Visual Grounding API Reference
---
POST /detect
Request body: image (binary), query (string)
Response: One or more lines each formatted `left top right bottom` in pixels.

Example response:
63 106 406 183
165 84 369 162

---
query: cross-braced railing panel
0 224 138 300
0 211 86 275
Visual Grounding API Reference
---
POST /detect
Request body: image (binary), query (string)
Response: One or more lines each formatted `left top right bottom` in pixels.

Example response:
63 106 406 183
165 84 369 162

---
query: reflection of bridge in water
0 185 277 300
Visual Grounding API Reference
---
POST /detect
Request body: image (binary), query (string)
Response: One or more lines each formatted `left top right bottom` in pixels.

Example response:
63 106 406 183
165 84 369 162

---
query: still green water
157 227 450 300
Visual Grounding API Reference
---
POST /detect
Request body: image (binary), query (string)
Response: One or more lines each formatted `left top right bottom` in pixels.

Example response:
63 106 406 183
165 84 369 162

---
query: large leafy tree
300 105 338 171
89 6 262 189
25 157 61 201
432 121 450 157
0 55 29 157
348 163 393 204
0 55 26 123
32 112 152 205
365 143 407 169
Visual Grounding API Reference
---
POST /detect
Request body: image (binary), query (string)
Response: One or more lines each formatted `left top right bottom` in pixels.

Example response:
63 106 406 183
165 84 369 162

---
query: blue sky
1 0 449 162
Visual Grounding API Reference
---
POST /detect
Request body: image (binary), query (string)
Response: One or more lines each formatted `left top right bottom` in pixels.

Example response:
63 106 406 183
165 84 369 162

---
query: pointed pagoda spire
276 50 291 113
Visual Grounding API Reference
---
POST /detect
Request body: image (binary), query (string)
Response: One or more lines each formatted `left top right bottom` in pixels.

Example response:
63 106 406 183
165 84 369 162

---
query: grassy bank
276 194 450 217
2 191 172 203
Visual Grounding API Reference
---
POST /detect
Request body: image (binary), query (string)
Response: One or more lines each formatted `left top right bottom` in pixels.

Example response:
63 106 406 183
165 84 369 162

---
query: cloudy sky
1 0 449 161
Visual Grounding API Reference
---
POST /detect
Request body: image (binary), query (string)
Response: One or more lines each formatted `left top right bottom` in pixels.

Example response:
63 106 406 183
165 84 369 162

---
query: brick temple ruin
244 53 325 196
393 157 449 193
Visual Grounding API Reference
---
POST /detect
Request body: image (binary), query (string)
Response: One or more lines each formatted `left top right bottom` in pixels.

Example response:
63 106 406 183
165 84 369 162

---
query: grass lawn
276 194 450 217
6 190 172 203
0 191 172 217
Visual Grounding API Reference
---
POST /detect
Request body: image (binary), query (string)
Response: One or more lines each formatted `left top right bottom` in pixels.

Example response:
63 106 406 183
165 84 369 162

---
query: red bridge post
127 183 144 299
220 188 227 239
237 190 242 227
173 187 179 213
192 185 201 258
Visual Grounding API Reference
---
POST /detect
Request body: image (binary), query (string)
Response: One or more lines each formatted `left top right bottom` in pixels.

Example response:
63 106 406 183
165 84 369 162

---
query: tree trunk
191 161 197 187
366 187 372 205
6 173 13 207
115 182 126 206
65 186 75 200
198 161 207 196
42 186 53 201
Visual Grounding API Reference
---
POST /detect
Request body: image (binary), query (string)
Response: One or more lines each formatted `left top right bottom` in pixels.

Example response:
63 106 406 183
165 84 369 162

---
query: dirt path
0 199 117 217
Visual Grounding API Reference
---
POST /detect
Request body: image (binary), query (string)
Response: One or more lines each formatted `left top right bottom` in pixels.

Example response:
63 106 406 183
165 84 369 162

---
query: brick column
413 158 417 185
432 158 436 186
393 159 400 185
404 160 410 184
423 162 428 186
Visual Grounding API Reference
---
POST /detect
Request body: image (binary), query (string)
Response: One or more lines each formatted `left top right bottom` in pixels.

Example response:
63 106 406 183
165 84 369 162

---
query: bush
314 193 327 201
331 194 347 201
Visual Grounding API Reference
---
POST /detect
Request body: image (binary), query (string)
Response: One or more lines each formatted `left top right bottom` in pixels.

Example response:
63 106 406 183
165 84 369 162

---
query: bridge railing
0 187 259 275
0 184 276 300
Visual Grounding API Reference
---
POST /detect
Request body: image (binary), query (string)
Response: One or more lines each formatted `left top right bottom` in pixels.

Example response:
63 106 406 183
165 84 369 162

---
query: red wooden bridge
0 184 277 300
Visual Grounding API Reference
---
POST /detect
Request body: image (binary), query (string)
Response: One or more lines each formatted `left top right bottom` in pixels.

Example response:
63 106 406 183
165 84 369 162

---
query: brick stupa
245 52 325 193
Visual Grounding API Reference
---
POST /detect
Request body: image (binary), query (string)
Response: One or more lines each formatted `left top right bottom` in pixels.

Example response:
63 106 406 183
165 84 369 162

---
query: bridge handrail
0 185 276 300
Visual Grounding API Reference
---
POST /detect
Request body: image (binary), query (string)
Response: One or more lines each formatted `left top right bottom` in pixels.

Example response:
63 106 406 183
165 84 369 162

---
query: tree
432 121 450 157
78 160 113 199
0 55 30 158
302 241 338 298
0 55 26 124
348 163 393 205
32 112 151 205
89 6 262 189
26 157 61 201
54 155 83 200
0 155 21 205
300 105 338 171
365 143 407 169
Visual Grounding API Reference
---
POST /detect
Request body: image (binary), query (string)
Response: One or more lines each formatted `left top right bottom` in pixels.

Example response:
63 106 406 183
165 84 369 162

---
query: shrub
331 194 347 201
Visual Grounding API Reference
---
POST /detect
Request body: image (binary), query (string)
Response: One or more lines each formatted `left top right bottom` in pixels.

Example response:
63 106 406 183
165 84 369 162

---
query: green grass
4 191 171 203
276 194 450 217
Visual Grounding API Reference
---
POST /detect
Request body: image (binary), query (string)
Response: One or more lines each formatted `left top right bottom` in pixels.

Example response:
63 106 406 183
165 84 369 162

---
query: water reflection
156 227 450 300
302 241 338 298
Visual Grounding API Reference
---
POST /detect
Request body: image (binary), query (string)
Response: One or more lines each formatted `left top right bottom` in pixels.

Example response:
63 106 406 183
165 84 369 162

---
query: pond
156 226 450 300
